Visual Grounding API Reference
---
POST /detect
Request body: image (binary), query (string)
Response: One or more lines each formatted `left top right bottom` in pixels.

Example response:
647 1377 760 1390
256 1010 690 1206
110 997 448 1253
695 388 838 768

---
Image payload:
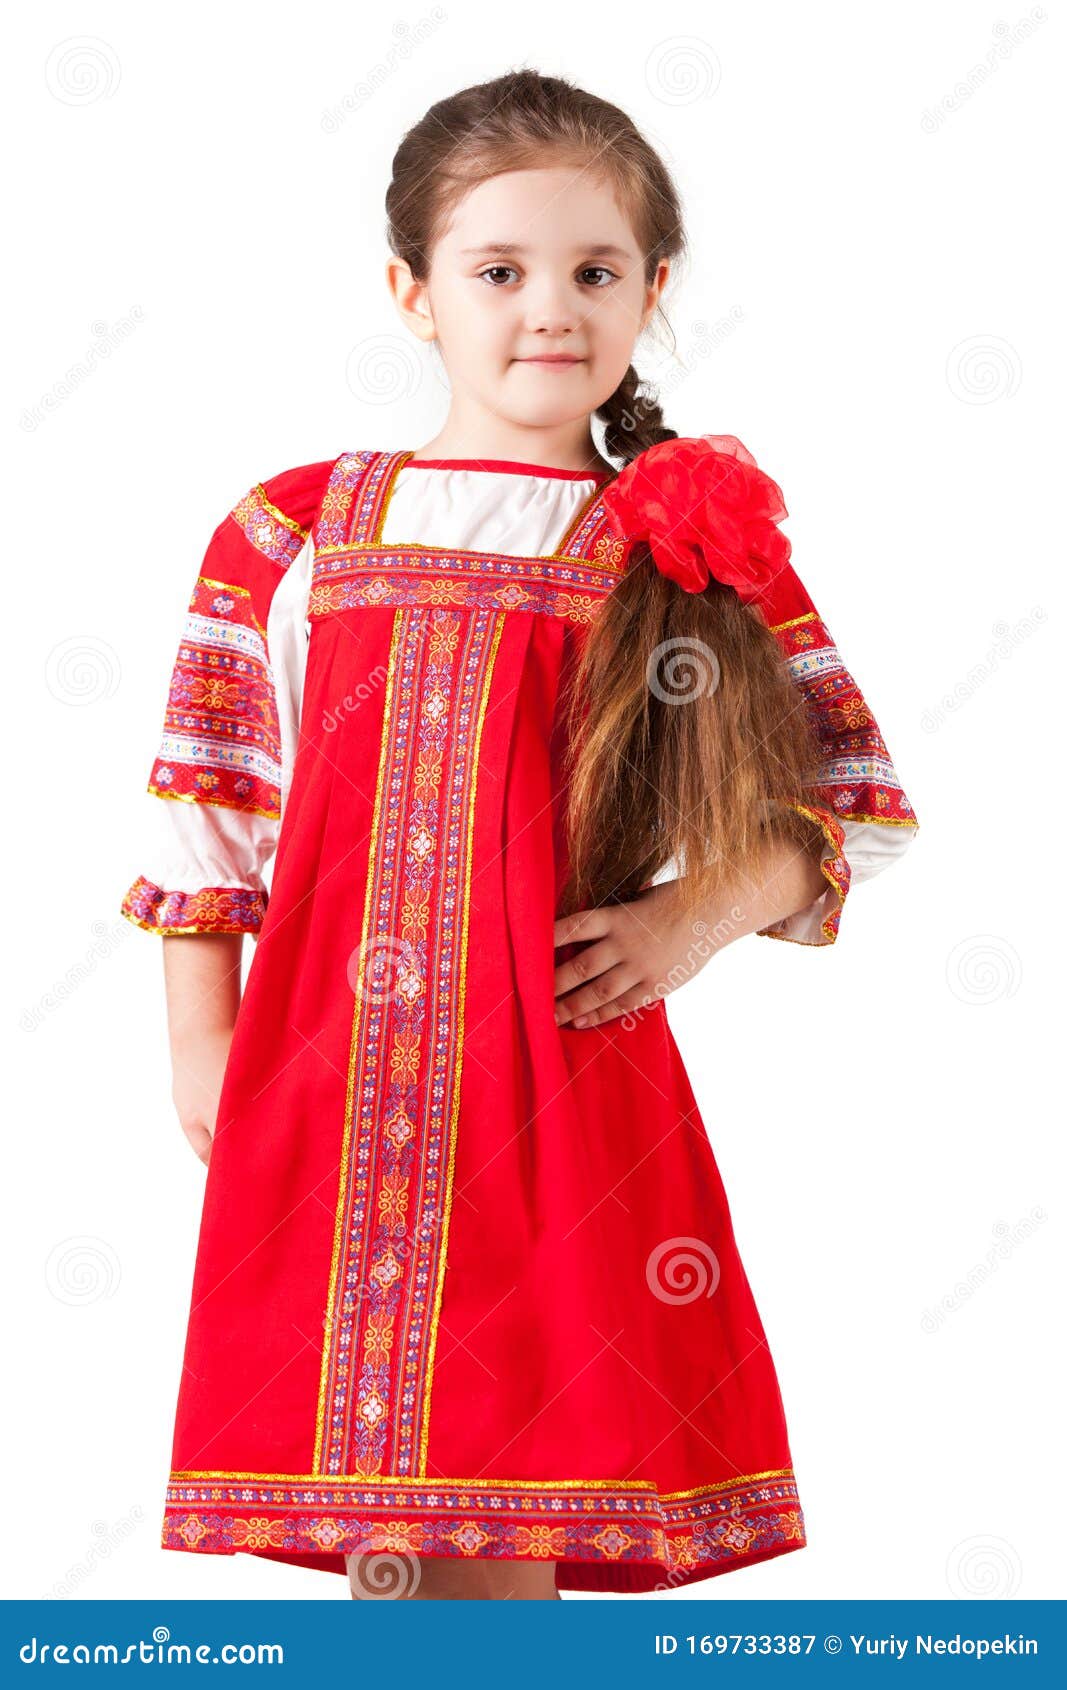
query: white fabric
383 463 604 557
133 463 914 937
649 811 913 944
269 530 315 815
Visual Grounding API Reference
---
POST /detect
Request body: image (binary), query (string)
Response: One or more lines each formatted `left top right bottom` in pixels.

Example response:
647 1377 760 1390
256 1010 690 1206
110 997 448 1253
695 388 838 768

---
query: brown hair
386 68 826 921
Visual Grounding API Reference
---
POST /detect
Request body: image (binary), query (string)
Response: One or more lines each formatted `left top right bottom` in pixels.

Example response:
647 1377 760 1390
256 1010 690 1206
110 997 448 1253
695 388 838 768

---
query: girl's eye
479 264 519 286
476 265 619 288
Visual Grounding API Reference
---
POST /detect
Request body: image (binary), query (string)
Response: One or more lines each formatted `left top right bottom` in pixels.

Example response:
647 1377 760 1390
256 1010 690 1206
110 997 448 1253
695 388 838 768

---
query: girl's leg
346 1551 560 1600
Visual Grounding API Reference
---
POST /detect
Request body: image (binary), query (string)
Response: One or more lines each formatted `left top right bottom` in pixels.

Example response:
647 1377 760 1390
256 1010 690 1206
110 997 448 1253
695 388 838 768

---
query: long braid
596 364 677 466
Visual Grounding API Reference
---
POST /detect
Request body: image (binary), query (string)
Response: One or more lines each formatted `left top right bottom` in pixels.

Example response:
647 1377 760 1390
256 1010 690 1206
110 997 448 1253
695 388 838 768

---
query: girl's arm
121 465 329 940
641 587 919 955
555 552 920 1023
163 932 243 1165
122 461 333 1153
554 831 828 1028
697 827 831 946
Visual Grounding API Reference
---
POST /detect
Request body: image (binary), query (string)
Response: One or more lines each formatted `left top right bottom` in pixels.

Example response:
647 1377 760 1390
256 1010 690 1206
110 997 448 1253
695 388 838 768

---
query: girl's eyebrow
459 241 634 260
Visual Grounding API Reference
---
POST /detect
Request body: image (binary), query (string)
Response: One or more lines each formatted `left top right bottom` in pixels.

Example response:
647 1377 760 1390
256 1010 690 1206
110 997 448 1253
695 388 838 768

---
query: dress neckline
323 447 620 566
403 455 614 483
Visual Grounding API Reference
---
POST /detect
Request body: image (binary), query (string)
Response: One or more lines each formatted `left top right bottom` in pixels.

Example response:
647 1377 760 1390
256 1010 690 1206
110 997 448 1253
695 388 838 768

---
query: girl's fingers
555 962 644 1026
553 936 623 1001
560 986 660 1030
553 905 613 949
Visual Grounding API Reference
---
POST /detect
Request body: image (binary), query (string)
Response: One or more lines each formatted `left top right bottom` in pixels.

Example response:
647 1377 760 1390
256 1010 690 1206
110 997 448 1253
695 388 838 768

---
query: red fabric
156 449 808 1592
257 458 343 532
600 434 792 599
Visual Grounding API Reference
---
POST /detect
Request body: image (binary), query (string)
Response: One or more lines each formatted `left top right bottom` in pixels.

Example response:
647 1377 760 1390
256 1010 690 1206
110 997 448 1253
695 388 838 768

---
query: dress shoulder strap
311 449 402 551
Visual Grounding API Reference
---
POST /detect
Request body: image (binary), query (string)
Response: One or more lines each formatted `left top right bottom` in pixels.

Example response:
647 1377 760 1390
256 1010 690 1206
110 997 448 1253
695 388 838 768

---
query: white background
5 0 1063 1602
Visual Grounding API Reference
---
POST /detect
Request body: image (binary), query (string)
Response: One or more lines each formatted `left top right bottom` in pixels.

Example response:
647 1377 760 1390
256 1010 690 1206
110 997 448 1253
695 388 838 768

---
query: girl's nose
522 284 582 336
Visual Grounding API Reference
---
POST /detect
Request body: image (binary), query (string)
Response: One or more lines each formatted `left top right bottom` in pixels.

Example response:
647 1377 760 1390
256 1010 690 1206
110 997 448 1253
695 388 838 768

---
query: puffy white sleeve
120 469 321 937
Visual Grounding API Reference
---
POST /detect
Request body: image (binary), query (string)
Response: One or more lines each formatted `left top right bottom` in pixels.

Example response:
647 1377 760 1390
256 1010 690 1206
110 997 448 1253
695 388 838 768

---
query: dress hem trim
162 1465 805 1594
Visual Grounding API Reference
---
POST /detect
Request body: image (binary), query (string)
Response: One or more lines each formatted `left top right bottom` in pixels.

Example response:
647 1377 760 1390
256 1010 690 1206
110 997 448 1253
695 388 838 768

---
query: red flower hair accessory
600 433 792 601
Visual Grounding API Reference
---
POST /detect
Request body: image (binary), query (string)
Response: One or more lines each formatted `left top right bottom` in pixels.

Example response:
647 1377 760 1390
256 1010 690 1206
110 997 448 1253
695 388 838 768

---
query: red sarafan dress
121 444 918 1593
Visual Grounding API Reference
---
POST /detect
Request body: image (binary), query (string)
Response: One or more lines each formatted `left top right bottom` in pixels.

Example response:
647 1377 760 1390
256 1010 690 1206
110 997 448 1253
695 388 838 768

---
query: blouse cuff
120 790 280 937
756 801 850 947
757 809 920 947
121 874 267 936
643 802 848 945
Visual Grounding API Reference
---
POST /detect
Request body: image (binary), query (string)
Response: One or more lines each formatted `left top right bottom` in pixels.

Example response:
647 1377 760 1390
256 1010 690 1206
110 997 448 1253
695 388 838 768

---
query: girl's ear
639 259 671 334
385 256 436 343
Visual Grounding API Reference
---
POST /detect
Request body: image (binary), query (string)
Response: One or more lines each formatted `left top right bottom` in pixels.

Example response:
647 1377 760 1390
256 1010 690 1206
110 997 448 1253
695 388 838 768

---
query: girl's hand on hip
553 882 717 1030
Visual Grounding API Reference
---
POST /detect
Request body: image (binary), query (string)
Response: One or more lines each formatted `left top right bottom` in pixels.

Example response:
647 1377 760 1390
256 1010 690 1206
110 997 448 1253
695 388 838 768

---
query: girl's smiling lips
514 354 585 366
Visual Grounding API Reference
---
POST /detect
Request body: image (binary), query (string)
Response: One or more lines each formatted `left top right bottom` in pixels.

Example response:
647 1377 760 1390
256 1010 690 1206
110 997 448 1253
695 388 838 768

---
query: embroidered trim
145 577 283 818
169 1462 795 1496
758 800 850 946
146 783 280 822
769 613 918 830
834 811 917 828
163 1467 805 1580
311 451 379 550
120 875 266 936
312 603 505 1479
418 612 501 1472
308 550 618 626
230 484 310 566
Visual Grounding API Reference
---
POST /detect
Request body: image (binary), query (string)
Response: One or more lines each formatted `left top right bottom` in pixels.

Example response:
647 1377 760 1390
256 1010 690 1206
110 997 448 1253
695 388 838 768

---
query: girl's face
389 166 669 435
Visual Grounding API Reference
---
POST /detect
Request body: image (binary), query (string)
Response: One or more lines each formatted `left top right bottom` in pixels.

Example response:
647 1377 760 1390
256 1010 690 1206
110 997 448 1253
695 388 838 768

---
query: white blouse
133 460 914 945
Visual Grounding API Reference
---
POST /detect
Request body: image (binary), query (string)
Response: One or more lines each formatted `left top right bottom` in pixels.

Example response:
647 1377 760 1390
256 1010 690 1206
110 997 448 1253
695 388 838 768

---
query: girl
122 70 918 1601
